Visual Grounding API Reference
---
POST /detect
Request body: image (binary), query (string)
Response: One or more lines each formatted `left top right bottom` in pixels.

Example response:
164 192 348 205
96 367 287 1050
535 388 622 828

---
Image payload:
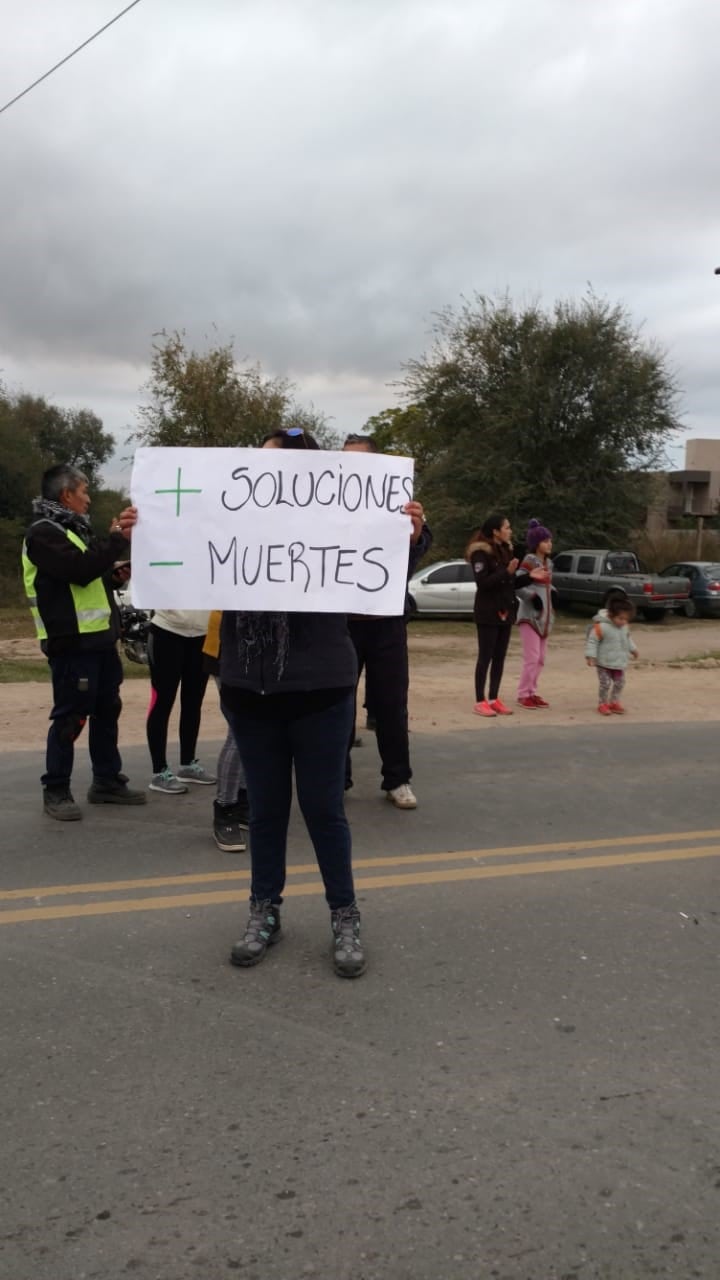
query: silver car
408 559 475 617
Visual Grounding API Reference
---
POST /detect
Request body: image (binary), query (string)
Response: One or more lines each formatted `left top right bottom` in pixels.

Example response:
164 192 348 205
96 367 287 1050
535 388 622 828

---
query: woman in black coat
220 428 363 978
466 513 519 717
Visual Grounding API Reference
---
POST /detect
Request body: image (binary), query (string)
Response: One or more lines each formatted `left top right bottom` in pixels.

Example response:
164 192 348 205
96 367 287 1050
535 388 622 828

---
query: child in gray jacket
585 594 638 715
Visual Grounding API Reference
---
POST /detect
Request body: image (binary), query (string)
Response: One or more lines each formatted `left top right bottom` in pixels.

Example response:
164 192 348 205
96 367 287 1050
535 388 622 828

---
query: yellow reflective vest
22 526 112 643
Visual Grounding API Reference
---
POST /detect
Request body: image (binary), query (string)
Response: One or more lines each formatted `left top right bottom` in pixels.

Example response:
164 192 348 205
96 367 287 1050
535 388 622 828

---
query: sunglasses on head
344 433 373 445
262 427 308 448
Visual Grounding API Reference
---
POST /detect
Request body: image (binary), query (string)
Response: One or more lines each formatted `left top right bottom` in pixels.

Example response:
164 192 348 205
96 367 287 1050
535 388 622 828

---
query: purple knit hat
526 518 552 551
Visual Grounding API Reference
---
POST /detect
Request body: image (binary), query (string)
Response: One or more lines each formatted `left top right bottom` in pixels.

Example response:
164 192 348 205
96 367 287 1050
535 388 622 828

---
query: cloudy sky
1 0 719 487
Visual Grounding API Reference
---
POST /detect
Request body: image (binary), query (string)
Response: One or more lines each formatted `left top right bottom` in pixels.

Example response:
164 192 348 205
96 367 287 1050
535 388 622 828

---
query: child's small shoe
608 701 625 714
597 702 612 716
473 700 497 717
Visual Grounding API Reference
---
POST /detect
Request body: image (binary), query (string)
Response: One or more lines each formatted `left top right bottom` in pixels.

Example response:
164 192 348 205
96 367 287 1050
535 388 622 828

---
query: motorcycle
118 603 151 665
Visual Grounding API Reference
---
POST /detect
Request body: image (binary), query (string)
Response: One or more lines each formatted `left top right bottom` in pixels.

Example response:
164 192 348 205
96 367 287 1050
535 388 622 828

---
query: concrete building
667 439 720 521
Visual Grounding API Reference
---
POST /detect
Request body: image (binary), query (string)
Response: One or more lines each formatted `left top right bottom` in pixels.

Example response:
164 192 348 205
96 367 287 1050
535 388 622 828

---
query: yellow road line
4 828 720 903
1 842 720 926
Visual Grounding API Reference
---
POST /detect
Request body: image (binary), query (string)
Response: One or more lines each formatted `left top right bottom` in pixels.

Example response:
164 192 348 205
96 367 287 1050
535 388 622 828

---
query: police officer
22 463 146 820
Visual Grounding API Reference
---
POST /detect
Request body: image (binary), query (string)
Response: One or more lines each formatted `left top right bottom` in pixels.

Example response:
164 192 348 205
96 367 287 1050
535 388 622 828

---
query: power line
0 0 145 118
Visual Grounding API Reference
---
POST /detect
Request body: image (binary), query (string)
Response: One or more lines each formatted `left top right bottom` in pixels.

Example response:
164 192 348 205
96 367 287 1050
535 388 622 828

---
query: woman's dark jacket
219 612 357 695
468 539 517 626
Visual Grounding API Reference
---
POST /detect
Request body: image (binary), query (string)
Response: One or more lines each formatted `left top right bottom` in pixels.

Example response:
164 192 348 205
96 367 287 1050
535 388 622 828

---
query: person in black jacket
220 428 365 979
342 433 432 809
467 513 519 717
22 463 146 820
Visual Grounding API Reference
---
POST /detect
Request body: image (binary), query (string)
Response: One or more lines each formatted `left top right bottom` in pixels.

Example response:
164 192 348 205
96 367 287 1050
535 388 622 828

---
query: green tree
0 389 44 521
394 292 681 558
12 395 114 486
89 487 130 535
363 405 438 470
0 381 118 603
133 330 336 448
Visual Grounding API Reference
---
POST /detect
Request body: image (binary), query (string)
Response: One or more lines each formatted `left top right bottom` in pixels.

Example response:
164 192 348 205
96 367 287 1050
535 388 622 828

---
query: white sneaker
386 783 417 810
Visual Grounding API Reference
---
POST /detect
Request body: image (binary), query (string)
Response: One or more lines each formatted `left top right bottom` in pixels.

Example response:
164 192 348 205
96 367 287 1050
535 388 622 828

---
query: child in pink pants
515 519 554 708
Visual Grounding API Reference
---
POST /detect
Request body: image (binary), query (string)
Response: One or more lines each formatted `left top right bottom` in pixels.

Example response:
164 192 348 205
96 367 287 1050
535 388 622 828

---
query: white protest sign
129 447 415 614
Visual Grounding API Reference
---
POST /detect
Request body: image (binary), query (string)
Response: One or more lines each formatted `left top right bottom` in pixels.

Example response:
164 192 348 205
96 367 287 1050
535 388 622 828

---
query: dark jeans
225 691 355 910
346 617 410 791
146 626 209 772
43 648 124 789
474 623 512 702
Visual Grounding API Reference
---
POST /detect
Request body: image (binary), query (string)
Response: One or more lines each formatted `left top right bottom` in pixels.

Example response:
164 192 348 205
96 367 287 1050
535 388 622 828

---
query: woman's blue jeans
225 691 355 911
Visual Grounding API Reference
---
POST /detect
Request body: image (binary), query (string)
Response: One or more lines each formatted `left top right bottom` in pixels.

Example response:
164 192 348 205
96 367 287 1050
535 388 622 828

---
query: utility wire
0 0 144 118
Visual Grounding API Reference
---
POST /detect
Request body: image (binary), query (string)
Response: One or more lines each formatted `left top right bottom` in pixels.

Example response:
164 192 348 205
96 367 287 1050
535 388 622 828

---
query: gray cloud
1 0 719 463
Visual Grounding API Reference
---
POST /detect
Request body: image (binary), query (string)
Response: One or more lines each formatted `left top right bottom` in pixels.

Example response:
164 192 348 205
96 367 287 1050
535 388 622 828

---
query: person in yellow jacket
22 463 146 821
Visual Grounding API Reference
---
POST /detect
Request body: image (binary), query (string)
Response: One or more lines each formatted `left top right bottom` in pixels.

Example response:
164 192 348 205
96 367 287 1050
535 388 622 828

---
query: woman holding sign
220 427 365 979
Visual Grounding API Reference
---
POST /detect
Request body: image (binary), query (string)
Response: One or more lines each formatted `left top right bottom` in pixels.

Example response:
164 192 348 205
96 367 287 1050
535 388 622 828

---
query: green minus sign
149 561 184 566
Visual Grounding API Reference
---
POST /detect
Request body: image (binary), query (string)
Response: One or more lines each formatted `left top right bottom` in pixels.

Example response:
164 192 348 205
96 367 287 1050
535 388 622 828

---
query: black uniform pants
346 617 411 792
43 647 123 790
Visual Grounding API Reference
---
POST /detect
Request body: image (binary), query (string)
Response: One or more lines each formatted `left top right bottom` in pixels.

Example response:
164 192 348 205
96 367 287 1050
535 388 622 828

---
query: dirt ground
2 618 720 752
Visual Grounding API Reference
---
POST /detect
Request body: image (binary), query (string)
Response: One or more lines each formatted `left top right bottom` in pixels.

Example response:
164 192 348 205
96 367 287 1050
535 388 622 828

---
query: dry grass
632 529 720 571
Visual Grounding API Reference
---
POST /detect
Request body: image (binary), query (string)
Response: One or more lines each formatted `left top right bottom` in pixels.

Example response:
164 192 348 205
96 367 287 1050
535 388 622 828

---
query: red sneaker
597 703 612 716
517 696 538 709
473 700 497 717
531 695 549 707
608 701 625 714
490 698 513 715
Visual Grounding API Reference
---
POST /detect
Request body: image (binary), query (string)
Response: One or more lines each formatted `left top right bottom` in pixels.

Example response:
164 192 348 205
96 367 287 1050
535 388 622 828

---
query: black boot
43 787 82 822
87 773 147 805
213 800 247 853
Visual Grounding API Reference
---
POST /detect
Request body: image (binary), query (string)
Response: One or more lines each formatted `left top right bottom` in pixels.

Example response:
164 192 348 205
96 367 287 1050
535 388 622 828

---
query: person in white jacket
146 610 217 793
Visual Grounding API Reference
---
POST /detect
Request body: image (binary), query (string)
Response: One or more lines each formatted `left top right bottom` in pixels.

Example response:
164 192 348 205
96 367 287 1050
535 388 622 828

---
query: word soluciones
220 465 413 514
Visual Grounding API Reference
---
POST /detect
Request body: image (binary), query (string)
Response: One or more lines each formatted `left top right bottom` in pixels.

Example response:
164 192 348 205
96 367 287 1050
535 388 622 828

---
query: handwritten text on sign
130 447 415 613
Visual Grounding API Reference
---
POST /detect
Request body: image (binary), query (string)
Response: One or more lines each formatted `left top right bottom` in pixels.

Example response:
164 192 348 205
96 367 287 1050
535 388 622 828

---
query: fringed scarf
230 611 291 680
31 497 92 545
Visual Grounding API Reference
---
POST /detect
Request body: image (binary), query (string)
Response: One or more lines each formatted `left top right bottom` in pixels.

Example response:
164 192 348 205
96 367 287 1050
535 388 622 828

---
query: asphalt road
2 719 720 1280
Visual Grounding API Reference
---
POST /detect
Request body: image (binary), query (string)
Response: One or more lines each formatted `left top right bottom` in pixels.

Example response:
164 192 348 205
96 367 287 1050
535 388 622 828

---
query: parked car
658 561 720 618
408 560 475 617
551 549 690 619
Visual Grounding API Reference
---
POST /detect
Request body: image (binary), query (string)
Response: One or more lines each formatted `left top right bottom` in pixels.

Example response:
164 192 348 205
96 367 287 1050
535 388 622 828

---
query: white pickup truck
551 549 690 620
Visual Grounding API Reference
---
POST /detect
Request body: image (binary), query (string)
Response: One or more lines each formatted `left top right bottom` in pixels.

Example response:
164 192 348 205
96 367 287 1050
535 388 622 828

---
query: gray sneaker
230 900 282 967
149 769 188 794
177 760 217 786
331 902 365 978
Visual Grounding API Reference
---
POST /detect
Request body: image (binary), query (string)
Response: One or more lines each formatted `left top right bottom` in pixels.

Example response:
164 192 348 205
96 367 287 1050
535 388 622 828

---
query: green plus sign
154 466 202 516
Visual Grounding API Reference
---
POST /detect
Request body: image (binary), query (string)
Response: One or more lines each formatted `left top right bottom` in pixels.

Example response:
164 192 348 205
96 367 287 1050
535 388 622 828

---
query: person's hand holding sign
110 507 139 539
402 500 426 544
